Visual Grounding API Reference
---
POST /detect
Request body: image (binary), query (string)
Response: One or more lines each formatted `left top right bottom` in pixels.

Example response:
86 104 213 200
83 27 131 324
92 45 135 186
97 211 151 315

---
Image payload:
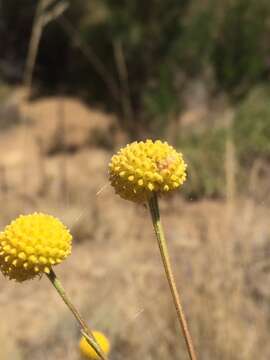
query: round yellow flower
79 331 111 359
0 213 72 282
109 139 187 202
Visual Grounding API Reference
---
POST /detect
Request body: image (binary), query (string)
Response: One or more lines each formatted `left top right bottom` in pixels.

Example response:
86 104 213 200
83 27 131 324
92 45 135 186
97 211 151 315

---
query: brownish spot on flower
156 155 177 171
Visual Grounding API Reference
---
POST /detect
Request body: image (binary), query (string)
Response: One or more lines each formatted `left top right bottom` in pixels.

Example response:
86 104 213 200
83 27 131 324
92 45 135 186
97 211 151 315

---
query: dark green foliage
72 0 190 134
211 0 270 95
2 0 270 137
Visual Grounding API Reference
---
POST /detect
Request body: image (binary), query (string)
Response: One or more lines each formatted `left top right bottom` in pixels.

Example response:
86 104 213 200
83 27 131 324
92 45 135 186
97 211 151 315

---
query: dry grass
0 94 270 359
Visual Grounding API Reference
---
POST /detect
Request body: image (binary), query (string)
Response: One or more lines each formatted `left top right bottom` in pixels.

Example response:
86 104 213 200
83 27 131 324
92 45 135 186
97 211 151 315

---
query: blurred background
1 0 270 359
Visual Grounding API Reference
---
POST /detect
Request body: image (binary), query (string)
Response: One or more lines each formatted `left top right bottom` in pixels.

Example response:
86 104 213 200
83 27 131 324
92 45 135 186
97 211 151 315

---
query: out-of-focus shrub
50 0 270 135
71 0 190 135
177 128 227 199
179 85 270 200
2 0 270 136
233 86 270 164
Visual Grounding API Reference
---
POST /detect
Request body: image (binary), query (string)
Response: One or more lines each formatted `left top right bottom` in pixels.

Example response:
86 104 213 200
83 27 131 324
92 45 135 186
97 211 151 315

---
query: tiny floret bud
79 331 111 359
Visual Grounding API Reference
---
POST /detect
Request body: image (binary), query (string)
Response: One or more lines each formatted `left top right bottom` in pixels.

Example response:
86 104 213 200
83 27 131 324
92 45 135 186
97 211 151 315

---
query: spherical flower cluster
0 213 72 282
79 331 111 359
109 139 187 202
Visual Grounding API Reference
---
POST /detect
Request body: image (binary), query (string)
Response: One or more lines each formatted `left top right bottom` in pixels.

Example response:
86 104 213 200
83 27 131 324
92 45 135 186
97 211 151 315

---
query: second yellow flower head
0 213 72 282
109 139 187 202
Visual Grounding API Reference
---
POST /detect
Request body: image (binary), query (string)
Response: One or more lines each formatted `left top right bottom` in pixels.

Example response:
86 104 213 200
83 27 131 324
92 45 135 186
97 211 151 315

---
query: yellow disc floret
109 139 187 202
79 331 111 359
0 213 72 282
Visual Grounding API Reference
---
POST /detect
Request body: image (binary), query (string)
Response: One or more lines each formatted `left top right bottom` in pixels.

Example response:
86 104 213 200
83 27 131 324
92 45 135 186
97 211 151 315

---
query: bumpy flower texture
80 331 111 359
109 139 187 202
0 213 72 281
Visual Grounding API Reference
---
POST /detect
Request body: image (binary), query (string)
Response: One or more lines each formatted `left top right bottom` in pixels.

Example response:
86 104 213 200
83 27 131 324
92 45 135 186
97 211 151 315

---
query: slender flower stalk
109 139 197 360
148 193 197 360
47 270 108 360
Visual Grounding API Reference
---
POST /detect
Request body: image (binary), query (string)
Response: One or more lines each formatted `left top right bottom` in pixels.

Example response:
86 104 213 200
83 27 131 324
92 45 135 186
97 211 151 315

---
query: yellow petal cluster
0 213 72 282
79 331 111 359
109 139 187 202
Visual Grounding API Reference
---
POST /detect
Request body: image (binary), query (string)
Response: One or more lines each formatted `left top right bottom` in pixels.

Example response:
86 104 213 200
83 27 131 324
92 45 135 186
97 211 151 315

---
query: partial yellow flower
0 213 72 282
79 331 111 359
109 139 187 202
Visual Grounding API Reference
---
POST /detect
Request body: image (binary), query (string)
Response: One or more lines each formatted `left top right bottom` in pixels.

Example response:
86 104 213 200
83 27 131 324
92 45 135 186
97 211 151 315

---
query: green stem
46 269 108 360
148 193 197 360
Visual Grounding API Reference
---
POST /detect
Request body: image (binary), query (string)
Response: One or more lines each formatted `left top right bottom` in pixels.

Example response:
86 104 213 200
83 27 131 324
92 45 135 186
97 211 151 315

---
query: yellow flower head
109 139 187 202
79 331 111 359
0 213 72 282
